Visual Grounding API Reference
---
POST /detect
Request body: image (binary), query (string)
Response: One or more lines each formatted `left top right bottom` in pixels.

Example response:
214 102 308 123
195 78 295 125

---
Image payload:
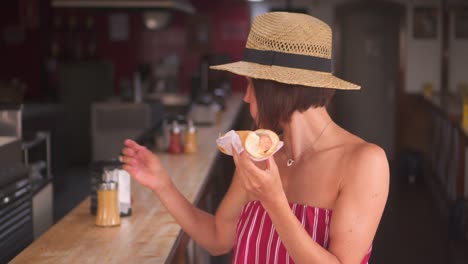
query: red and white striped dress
233 200 371 264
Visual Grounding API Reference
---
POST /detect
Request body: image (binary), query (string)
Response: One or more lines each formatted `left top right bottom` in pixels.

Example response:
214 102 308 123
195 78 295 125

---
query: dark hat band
243 48 332 72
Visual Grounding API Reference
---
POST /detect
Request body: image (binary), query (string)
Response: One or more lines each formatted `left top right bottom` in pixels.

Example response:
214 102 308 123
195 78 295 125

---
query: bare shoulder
349 142 388 167
339 140 389 191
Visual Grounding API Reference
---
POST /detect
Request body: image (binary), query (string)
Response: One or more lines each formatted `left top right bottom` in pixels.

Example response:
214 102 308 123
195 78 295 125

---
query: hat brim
210 61 360 90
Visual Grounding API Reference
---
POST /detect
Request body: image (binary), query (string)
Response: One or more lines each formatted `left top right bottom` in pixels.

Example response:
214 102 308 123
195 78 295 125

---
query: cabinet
32 183 53 239
22 131 54 239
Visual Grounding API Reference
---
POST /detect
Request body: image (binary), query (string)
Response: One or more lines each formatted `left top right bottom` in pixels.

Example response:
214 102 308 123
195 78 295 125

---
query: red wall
185 1 250 94
0 0 250 100
0 0 49 98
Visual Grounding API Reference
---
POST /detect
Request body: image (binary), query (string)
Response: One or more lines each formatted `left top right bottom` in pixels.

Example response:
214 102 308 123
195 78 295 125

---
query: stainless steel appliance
0 163 32 264
0 137 22 168
22 132 54 239
0 104 34 263
0 104 22 139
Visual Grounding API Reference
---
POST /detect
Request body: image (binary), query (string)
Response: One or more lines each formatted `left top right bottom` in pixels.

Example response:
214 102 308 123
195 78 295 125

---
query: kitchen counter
11 94 244 264
0 136 18 146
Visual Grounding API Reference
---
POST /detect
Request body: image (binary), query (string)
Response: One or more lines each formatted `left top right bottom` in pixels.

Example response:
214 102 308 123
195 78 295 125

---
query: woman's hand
231 147 285 205
121 139 171 193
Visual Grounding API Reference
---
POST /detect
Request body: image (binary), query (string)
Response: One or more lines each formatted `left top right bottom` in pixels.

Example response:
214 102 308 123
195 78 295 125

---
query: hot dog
218 129 280 159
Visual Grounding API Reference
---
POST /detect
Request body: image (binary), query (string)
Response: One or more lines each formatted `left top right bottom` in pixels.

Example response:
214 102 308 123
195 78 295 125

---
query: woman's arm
326 144 389 263
155 169 247 255
121 139 248 255
233 143 389 263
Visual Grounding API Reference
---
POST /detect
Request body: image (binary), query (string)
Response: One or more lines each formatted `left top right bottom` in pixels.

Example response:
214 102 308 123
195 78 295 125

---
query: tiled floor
53 165 468 263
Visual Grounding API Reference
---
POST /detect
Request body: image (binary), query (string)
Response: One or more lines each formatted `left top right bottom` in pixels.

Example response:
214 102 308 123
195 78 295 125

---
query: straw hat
210 12 360 90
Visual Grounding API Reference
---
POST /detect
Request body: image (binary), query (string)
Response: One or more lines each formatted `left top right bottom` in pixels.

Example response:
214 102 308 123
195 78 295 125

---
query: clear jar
95 182 121 227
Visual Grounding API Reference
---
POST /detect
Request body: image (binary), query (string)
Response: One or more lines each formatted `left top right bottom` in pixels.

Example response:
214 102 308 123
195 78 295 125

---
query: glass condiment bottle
184 120 198 154
95 181 121 227
463 96 468 130
211 102 222 126
168 120 183 154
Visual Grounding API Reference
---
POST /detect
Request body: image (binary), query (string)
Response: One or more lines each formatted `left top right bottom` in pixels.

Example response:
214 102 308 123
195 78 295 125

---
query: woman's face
243 77 258 121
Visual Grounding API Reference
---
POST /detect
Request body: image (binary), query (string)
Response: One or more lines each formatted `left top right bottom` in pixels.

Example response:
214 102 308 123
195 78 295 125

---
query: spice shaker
103 166 132 216
168 120 183 154
184 120 198 154
95 181 121 227
117 169 132 216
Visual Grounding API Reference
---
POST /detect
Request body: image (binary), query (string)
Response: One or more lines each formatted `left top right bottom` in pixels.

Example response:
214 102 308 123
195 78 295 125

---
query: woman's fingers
124 139 145 151
122 164 135 175
232 144 268 173
231 145 240 165
122 147 136 157
266 155 278 173
120 155 136 166
122 140 152 164
231 144 250 164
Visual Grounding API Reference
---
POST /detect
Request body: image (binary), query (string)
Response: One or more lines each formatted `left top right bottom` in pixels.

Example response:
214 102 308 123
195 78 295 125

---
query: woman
121 12 389 263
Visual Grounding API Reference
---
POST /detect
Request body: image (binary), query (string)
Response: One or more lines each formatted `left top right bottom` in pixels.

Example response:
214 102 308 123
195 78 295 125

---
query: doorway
334 1 405 161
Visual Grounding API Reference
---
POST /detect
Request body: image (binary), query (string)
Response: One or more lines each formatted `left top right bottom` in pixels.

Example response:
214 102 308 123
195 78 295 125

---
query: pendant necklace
286 120 332 167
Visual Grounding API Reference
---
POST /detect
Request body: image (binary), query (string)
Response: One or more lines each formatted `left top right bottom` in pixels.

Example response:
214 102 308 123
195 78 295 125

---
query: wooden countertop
11 94 244 264
0 136 18 146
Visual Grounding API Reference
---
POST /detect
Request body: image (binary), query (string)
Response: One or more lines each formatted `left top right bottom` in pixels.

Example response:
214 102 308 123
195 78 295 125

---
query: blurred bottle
463 96 468 130
133 72 142 103
184 120 198 154
95 181 121 227
168 120 182 154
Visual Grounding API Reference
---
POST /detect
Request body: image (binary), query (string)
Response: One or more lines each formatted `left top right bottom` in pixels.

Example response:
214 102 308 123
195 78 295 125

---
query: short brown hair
252 78 335 133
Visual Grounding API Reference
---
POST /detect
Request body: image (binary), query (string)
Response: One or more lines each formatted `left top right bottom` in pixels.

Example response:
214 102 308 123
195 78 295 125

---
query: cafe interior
0 0 467 263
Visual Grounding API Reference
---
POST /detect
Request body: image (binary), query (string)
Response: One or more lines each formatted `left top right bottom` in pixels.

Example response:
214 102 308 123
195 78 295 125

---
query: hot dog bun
218 129 280 159
217 130 249 155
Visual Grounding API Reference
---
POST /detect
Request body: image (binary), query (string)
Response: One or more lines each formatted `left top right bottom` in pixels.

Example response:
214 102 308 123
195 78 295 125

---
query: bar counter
11 94 244 264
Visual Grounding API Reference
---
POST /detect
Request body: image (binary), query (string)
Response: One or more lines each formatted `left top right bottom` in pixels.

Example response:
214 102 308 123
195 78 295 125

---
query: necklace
286 120 332 167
